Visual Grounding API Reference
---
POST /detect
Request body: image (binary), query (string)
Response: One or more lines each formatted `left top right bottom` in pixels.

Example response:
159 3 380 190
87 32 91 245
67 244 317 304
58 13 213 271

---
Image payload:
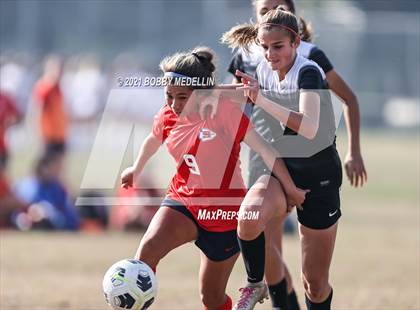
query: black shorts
0 152 8 169
161 198 240 262
250 146 342 229
296 188 341 229
261 172 341 229
46 141 66 155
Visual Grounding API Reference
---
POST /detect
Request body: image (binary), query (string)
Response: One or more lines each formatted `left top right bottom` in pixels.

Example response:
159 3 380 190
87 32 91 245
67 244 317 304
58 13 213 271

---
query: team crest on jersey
199 128 217 141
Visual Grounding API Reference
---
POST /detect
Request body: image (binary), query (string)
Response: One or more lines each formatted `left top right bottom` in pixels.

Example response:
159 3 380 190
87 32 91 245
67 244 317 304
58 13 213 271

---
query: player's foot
233 282 268 310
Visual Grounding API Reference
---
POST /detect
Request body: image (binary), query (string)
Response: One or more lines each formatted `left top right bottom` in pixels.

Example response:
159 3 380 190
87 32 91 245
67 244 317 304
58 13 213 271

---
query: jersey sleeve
227 51 244 82
298 66 323 90
308 47 334 74
152 106 171 143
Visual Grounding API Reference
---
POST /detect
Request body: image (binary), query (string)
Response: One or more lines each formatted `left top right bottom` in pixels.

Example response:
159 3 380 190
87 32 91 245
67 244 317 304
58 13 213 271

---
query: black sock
305 289 333 310
288 290 300 310
268 278 289 309
237 232 265 283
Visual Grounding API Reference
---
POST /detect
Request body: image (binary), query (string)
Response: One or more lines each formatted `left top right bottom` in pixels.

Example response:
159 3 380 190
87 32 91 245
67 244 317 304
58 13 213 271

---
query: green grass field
1 130 419 309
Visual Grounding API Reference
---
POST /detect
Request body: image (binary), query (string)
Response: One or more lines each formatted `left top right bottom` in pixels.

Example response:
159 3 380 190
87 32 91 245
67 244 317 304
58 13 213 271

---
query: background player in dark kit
221 8 353 310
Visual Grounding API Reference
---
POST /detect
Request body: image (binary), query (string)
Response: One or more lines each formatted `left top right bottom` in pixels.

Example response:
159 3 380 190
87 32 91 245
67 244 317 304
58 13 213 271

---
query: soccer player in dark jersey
210 2 366 308
120 47 307 310
228 0 367 189
221 8 351 310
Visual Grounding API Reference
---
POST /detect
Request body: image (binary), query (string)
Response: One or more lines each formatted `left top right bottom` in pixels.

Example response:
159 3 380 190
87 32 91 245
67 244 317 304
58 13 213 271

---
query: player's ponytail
298 16 313 42
220 23 259 51
159 46 216 89
191 47 216 74
221 9 300 50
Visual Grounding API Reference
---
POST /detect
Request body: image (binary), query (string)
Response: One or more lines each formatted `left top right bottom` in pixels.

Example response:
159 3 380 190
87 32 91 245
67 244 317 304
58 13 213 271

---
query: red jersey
0 92 20 155
152 99 252 232
33 79 68 143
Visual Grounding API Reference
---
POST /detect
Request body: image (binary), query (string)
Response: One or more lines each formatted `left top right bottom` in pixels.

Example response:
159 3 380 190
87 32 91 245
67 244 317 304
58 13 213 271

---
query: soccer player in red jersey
121 47 307 310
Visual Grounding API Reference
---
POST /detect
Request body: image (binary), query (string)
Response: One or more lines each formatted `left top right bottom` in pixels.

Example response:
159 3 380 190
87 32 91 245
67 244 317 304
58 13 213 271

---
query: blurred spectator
1 53 38 113
77 191 109 232
0 91 21 167
107 52 163 121
0 91 26 228
13 151 80 231
32 55 68 155
0 170 27 228
110 176 160 231
62 55 106 121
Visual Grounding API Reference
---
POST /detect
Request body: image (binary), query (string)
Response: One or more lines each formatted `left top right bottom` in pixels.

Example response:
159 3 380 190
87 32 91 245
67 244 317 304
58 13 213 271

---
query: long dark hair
159 46 216 89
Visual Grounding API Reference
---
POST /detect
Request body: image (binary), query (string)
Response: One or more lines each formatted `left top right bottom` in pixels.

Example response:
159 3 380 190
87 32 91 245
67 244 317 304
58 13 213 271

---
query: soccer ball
103 259 157 310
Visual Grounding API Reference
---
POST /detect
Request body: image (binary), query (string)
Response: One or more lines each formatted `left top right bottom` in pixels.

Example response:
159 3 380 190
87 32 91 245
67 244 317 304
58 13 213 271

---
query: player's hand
235 70 259 103
344 151 367 188
285 187 310 211
121 166 135 189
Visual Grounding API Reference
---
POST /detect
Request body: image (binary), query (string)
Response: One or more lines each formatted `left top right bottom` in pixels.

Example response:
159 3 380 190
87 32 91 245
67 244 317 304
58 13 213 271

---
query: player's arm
236 70 320 140
121 132 161 188
242 128 308 208
326 70 367 187
309 46 367 187
257 90 320 140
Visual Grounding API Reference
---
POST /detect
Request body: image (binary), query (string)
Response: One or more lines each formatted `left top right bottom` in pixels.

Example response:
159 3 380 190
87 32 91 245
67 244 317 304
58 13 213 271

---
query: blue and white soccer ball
103 259 157 310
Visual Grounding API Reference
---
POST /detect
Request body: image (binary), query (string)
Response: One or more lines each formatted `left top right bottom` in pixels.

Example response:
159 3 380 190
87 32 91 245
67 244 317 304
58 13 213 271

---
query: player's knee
237 212 263 240
301 273 328 301
200 289 225 309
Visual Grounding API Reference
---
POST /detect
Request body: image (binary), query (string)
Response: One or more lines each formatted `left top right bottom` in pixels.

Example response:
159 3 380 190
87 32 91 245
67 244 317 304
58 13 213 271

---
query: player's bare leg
262 180 301 309
264 211 287 285
238 175 286 241
135 206 198 270
299 223 337 307
265 212 301 309
199 252 239 309
234 175 288 309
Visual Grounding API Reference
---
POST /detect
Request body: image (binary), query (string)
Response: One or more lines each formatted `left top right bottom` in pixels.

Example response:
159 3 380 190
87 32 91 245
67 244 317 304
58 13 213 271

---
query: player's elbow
145 134 161 151
343 90 358 108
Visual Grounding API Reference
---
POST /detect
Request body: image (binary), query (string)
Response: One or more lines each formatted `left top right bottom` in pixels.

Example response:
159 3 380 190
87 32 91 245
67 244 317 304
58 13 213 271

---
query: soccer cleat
233 282 269 310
